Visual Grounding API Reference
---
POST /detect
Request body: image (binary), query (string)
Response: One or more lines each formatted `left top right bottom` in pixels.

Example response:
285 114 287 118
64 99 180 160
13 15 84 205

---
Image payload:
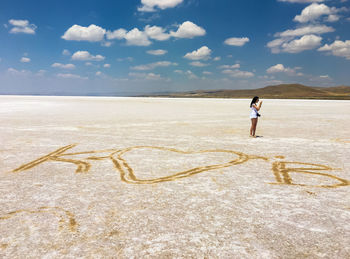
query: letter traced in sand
0 206 78 232
111 146 268 184
10 144 350 187
271 161 349 188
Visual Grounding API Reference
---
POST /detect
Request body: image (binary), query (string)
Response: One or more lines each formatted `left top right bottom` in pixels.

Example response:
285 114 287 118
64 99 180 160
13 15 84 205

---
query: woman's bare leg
251 118 258 137
250 118 257 137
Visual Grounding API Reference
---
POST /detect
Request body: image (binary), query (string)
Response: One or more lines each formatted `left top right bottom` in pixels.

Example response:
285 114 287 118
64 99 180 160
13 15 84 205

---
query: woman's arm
253 101 262 111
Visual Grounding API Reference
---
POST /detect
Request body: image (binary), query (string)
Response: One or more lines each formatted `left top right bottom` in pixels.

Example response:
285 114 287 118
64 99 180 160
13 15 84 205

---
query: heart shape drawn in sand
110 146 268 184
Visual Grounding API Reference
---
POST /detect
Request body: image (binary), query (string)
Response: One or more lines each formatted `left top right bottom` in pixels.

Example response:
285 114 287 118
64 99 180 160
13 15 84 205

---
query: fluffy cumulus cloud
266 64 296 74
8 19 37 34
131 61 176 70
222 69 254 78
184 46 211 60
144 25 171 41
57 73 87 80
106 21 204 46
189 61 209 67
62 24 106 42
268 32 324 53
294 3 341 23
268 1 346 55
104 64 111 68
106 29 127 40
281 34 322 53
318 40 350 59
51 63 76 69
101 41 112 47
20 57 31 63
224 37 250 46
185 70 198 79
7 68 31 75
278 0 324 3
138 0 183 12
125 28 152 46
170 21 206 39
129 72 162 80
107 27 155 46
146 49 167 55
62 49 71 56
219 64 240 69
276 25 334 37
71 51 105 61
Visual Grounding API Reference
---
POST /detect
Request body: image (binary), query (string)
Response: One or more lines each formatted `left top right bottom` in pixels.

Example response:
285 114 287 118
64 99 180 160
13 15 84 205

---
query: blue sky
0 0 349 95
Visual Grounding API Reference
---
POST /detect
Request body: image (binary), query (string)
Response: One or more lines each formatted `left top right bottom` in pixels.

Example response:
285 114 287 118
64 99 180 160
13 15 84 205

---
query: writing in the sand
10 144 349 188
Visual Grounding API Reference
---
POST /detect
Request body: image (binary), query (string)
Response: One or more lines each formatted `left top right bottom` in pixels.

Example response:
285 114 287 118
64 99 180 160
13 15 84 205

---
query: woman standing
250 96 263 137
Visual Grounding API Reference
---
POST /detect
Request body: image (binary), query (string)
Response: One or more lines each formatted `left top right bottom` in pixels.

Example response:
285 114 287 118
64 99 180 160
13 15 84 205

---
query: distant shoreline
1 83 350 100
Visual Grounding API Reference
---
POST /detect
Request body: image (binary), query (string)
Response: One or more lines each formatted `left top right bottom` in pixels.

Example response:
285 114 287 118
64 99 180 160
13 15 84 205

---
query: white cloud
106 21 205 47
117 57 134 62
184 46 211 60
7 67 31 75
9 19 29 27
222 69 254 78
294 3 340 23
96 71 102 76
106 29 127 40
185 70 198 79
147 49 167 55
71 51 105 61
219 64 240 69
145 72 162 80
62 24 106 42
36 70 46 76
124 28 151 46
104 64 111 68
266 64 296 74
224 37 250 46
268 34 322 53
62 49 71 56
213 56 221 61
57 73 88 79
281 34 322 53
144 25 170 41
20 57 31 63
320 75 330 79
203 71 212 75
131 61 176 70
278 0 324 3
129 72 162 80
101 41 113 47
138 0 183 12
8 19 36 34
170 21 206 39
174 70 183 74
318 40 350 59
51 63 76 69
326 14 340 22
107 27 162 46
190 61 209 67
276 25 334 37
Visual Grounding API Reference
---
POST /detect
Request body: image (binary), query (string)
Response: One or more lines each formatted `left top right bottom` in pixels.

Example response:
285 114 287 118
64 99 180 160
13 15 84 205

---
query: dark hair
250 96 259 107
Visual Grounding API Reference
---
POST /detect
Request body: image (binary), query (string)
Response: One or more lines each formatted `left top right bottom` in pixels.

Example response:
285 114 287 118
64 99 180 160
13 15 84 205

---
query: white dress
250 106 258 119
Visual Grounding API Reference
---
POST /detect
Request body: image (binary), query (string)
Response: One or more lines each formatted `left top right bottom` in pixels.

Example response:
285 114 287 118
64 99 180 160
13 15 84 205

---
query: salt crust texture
0 96 349 258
